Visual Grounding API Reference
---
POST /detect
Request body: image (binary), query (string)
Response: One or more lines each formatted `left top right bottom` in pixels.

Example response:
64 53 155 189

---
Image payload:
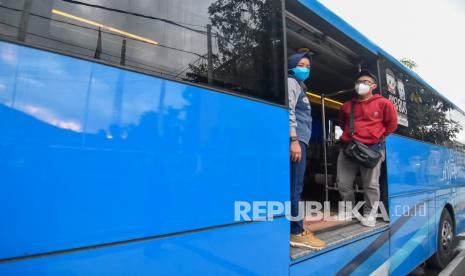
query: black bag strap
349 102 356 138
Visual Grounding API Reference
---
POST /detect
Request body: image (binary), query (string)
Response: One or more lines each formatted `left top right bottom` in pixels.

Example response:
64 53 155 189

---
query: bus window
417 89 458 146
449 108 465 151
379 58 418 138
334 125 343 140
0 0 285 105
0 0 25 39
379 58 459 147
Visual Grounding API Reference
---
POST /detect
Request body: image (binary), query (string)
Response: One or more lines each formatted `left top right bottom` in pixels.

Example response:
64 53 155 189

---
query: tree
185 0 284 102
400 58 417 70
381 58 461 145
404 82 461 145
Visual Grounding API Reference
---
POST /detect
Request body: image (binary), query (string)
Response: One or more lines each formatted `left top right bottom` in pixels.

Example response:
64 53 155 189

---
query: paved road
409 234 465 276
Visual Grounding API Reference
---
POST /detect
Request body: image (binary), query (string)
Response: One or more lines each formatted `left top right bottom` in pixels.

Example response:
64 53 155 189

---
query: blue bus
1 0 465 275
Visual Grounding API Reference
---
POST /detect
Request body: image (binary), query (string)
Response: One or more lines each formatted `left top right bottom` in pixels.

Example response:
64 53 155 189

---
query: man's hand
290 140 302 162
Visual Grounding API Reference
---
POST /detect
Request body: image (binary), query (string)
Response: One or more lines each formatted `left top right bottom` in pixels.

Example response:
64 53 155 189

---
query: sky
317 0 465 111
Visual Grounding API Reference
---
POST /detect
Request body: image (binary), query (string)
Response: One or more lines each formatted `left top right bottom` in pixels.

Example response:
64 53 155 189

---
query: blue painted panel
0 41 289 260
386 135 453 196
389 193 430 275
427 191 436 259
0 219 289 276
290 230 390 275
386 134 465 273
455 187 465 233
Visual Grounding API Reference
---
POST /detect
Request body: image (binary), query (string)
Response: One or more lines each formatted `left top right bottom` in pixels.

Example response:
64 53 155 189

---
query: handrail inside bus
307 92 343 110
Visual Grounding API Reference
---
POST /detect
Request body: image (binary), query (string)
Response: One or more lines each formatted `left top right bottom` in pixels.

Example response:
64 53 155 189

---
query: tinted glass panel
449 108 465 151
379 57 459 146
379 62 410 129
0 0 285 104
0 0 25 39
417 88 459 145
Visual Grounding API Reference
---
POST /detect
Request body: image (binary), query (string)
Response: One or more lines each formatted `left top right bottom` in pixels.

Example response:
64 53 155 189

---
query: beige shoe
290 230 326 250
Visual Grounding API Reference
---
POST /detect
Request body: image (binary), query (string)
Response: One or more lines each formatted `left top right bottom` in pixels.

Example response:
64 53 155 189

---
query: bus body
1 0 464 275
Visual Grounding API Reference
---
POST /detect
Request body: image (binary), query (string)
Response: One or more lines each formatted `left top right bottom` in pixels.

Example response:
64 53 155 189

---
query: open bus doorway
285 0 389 259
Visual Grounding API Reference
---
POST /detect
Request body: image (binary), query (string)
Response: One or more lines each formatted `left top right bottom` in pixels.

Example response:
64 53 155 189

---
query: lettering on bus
442 149 465 182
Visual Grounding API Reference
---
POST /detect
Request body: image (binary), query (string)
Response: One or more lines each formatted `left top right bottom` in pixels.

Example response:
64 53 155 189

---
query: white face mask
355 83 371 95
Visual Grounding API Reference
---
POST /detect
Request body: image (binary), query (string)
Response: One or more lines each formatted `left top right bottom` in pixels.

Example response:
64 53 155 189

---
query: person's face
297 58 311 69
356 76 377 93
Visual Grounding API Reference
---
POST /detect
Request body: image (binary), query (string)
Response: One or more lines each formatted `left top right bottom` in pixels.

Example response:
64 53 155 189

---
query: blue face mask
290 67 311 81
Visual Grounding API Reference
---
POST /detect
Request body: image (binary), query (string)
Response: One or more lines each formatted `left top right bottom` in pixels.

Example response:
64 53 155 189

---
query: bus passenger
336 70 398 227
288 51 326 249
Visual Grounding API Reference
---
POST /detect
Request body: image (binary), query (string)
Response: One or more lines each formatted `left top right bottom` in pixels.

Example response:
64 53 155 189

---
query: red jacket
339 94 398 144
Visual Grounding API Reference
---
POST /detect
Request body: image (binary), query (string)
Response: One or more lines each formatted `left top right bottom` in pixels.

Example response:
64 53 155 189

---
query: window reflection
0 0 285 105
0 0 25 39
418 89 459 145
379 58 462 146
449 108 465 151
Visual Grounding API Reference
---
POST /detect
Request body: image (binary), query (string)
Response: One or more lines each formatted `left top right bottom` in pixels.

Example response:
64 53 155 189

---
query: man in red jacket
336 70 398 227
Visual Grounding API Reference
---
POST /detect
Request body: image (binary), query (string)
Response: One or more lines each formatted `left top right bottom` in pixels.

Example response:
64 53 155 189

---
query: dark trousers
291 141 307 235
337 149 385 215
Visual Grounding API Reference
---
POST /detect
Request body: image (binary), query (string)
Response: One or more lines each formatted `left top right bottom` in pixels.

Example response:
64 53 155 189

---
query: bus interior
285 1 389 259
